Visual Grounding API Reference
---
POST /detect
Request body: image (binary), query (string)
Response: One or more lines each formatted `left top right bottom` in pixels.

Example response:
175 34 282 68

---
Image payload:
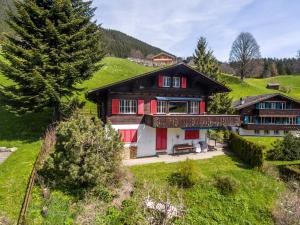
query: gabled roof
87 63 230 101
152 52 176 59
233 93 300 110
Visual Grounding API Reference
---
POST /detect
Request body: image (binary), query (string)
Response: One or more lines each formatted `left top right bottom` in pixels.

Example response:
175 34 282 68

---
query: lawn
220 74 300 101
27 155 284 224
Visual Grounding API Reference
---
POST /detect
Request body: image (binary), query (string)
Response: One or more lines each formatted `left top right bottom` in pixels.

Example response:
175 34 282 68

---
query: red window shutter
150 99 157 114
112 99 120 114
181 77 187 88
185 130 199 140
119 129 137 143
158 75 164 87
200 101 206 114
138 99 144 115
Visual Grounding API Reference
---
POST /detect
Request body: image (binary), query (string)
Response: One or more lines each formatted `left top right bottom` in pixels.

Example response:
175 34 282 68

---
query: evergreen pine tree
0 0 104 117
193 36 233 114
193 37 219 80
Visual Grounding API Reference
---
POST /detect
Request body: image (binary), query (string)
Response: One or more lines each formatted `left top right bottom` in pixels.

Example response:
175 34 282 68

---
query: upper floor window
169 101 188 114
190 101 199 114
172 77 181 88
120 99 137 114
163 76 171 87
157 101 168 114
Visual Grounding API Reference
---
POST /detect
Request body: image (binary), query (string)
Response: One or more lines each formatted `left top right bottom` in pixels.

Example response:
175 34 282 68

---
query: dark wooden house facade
233 93 300 136
87 63 240 157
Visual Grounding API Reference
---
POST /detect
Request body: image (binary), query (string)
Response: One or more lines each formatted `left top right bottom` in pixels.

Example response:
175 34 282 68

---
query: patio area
123 149 226 166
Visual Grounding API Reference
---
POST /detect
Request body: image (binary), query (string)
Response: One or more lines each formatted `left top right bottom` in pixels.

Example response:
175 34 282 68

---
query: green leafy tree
0 0 104 117
193 37 219 80
193 36 234 114
41 113 123 190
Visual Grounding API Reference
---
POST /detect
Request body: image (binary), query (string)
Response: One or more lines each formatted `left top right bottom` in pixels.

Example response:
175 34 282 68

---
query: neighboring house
87 63 240 158
152 52 176 65
266 83 280 90
233 93 300 137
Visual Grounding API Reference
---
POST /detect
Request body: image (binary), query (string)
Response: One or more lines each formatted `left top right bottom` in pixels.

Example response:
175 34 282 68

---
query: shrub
214 175 240 195
168 159 197 188
278 164 300 181
228 132 264 168
40 113 123 192
267 133 300 161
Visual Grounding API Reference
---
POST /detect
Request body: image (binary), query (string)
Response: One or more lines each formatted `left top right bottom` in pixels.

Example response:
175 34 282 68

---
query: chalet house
87 63 240 158
233 93 300 136
152 52 176 66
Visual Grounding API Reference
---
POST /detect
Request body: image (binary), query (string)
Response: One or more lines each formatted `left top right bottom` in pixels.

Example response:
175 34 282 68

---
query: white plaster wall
238 128 286 137
111 124 207 157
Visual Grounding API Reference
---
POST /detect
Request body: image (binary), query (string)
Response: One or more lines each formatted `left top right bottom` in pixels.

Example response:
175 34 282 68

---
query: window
157 101 168 114
254 130 260 134
119 129 137 143
163 76 171 87
190 101 199 114
274 130 280 135
185 130 199 140
169 101 188 114
172 77 181 88
120 99 137 114
264 130 270 135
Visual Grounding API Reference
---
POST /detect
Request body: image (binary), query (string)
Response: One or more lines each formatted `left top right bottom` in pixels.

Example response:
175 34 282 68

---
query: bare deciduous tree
229 32 261 80
297 49 300 59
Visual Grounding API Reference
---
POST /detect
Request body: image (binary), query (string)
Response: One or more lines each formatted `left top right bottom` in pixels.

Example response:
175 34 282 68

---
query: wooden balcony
258 109 300 116
144 114 241 128
243 123 300 131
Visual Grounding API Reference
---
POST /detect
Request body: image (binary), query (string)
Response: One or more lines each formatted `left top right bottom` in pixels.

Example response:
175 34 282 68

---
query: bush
267 133 300 161
40 113 123 192
214 175 240 195
168 159 197 188
228 132 264 168
278 164 300 181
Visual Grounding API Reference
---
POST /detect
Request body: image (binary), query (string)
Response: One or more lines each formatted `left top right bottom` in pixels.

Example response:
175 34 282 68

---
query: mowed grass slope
0 56 51 221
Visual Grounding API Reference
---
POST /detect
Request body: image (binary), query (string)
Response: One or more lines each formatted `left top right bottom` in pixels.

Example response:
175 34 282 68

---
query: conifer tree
193 37 219 80
0 0 104 117
193 36 233 114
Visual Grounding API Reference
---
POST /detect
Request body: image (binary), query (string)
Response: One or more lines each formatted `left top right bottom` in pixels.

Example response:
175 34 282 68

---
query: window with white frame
172 77 181 88
119 99 137 114
163 76 171 87
190 101 199 114
157 101 168 114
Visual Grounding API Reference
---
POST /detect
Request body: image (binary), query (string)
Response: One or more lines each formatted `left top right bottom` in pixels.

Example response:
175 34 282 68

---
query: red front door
156 128 167 151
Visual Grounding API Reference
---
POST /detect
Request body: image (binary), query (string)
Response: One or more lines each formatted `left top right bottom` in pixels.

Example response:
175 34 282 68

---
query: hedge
228 133 265 168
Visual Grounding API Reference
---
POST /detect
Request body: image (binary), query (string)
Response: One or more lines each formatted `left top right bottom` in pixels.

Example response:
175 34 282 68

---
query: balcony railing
258 109 300 116
243 123 300 131
144 114 241 128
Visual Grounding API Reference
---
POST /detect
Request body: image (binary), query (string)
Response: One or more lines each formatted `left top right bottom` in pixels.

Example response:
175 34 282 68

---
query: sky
92 0 300 62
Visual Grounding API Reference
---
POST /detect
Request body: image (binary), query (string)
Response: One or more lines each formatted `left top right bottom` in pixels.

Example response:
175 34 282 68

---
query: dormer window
173 77 181 88
163 76 171 87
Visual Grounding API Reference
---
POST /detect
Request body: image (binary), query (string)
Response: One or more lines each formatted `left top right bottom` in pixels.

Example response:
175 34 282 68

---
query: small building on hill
152 52 176 66
233 93 300 137
87 63 240 158
266 83 280 90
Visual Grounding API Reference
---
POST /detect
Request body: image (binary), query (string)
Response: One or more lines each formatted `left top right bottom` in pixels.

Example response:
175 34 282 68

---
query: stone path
0 152 12 164
123 150 225 166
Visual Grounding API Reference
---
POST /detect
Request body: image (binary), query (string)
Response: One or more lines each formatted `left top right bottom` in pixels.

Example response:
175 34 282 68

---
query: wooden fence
17 126 56 225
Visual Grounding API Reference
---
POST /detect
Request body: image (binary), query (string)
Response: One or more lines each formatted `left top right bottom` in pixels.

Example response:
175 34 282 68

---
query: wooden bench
173 144 195 155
